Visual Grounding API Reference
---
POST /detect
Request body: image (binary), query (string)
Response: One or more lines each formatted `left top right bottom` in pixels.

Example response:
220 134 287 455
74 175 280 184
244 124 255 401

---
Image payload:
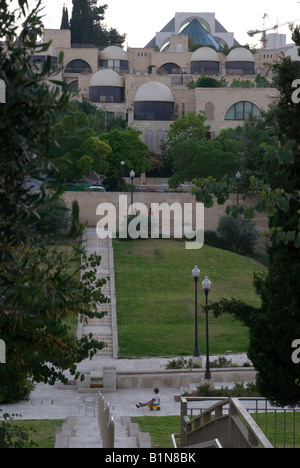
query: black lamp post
236 171 241 205
192 265 200 357
130 169 135 206
202 275 212 380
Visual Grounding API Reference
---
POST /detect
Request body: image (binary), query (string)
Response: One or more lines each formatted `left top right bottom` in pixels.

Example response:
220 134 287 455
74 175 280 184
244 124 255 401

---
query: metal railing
176 396 300 449
178 397 270 448
98 392 115 448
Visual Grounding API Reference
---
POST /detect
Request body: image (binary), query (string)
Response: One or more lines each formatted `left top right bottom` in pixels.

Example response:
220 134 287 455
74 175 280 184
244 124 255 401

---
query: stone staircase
55 414 151 449
78 228 118 359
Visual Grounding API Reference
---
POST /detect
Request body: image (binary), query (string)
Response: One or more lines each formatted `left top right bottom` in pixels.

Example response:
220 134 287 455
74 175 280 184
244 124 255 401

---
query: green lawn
113 239 265 357
5 419 65 448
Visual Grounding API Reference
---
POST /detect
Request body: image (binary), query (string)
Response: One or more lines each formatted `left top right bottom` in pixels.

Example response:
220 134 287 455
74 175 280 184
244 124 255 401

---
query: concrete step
67 417 103 449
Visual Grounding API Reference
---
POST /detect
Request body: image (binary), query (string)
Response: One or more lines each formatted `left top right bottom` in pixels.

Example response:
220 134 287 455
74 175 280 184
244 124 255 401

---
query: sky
34 0 300 48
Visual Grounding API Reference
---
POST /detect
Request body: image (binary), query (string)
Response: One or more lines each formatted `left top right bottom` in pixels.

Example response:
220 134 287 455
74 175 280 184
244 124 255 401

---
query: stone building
39 12 299 152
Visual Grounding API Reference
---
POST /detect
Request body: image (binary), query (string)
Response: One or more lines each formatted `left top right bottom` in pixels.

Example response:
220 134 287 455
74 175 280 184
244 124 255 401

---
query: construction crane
247 17 300 48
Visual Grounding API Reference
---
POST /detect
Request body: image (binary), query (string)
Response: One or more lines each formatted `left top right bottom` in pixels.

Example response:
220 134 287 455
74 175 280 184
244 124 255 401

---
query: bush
69 199 80 238
196 382 260 397
0 412 37 448
217 215 258 256
0 368 35 403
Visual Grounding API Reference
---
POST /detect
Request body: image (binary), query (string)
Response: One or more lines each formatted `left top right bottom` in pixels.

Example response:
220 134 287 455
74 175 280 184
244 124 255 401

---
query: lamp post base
191 356 202 367
201 377 215 390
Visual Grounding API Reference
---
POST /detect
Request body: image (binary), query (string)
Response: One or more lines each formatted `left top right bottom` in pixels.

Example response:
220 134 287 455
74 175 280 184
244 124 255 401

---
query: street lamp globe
192 265 200 280
130 170 135 179
202 276 211 292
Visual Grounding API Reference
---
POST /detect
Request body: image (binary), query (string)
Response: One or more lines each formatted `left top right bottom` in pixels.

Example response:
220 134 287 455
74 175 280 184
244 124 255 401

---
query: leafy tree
168 135 241 188
70 0 94 45
161 111 210 174
70 0 125 47
0 0 108 402
76 154 94 177
100 128 150 189
192 29 300 406
50 111 111 180
162 112 240 188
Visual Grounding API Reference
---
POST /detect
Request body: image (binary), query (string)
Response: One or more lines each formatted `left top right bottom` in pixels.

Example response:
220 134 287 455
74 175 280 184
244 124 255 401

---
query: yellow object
148 405 160 410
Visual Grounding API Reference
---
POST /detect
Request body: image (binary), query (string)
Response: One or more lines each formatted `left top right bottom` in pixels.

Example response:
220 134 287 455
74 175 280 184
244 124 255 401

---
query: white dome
191 47 220 62
99 46 128 61
134 82 174 103
226 47 254 62
285 46 300 61
89 69 124 87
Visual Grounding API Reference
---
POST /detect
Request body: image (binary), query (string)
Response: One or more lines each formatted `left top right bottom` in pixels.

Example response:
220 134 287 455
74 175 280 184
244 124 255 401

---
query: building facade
39 13 299 153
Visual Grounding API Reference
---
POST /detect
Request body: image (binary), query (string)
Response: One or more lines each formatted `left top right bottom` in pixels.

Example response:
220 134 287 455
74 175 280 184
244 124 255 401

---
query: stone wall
63 191 268 233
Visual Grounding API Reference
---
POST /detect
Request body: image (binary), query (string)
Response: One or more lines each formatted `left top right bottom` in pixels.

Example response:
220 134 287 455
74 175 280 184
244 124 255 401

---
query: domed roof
226 47 254 62
285 46 300 61
89 69 124 87
99 46 128 61
191 47 220 62
134 82 174 103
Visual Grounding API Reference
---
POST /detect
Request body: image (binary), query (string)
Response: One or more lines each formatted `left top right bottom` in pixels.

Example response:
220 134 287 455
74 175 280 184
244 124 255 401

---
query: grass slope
113 239 264 357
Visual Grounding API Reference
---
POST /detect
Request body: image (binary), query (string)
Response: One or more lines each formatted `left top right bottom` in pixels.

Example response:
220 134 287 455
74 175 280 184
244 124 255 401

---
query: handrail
98 392 115 448
180 397 274 449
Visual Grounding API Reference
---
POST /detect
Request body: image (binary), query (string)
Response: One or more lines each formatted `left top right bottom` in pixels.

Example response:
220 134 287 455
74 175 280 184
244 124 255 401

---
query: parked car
88 186 106 192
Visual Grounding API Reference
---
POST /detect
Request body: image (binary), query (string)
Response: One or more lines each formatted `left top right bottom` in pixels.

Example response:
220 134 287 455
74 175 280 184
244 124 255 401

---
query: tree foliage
162 112 241 188
0 0 109 402
50 111 111 180
60 6 70 29
70 0 125 47
192 27 300 406
100 128 150 189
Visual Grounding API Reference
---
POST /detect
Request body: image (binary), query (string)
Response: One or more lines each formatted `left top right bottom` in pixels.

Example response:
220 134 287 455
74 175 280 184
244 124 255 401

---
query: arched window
205 102 214 120
156 131 165 152
145 131 154 151
67 80 79 91
225 101 260 120
158 63 183 74
65 59 92 74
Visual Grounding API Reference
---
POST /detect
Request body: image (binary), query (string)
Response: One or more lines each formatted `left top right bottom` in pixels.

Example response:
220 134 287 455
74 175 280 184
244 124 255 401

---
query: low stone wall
63 191 268 232
116 368 257 389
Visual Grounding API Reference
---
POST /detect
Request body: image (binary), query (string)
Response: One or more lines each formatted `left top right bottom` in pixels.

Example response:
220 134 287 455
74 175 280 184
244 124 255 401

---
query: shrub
69 199 80 238
217 215 258 255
